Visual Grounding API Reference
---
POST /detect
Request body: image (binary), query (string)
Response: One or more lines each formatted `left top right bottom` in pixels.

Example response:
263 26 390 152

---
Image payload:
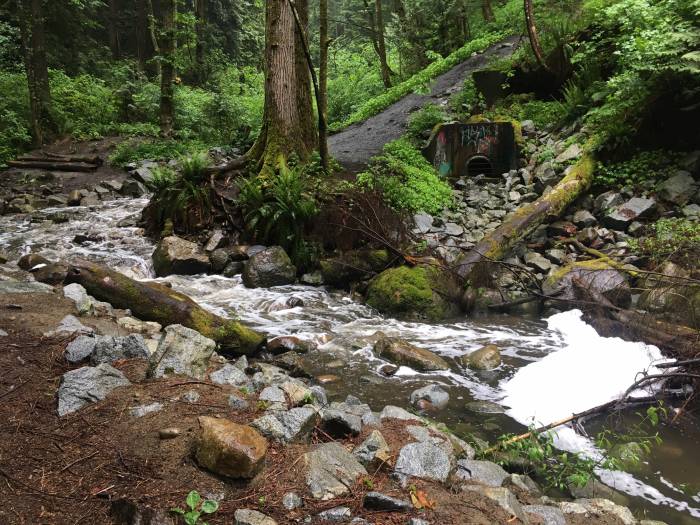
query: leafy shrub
171 490 219 525
0 71 30 165
449 78 481 119
110 138 207 167
407 104 448 140
356 138 453 215
594 150 682 188
629 218 700 265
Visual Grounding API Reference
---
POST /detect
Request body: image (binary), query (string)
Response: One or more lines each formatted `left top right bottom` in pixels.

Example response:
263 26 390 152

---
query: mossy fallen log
64 259 265 354
454 153 596 283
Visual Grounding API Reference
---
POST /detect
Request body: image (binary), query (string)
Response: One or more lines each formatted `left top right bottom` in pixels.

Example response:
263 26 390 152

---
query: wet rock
282 492 303 510
0 329 7 337
194 416 268 479
379 405 422 422
460 344 501 370
152 236 210 277
463 486 528 523
394 441 454 483
373 334 449 371
209 248 230 273
57 364 130 416
543 260 631 308
67 190 83 206
658 171 696 205
304 442 367 500
317 374 340 384
455 459 508 487
321 408 362 437
91 334 150 364
366 265 458 321
65 335 98 363
120 179 148 197
363 492 411 512
117 317 162 336
18 253 50 270
148 324 216 380
272 351 310 378
267 335 315 354
523 505 565 525
637 261 692 315
251 406 319 443
234 509 277 525
44 314 94 338
210 363 251 389
300 271 323 286
129 402 163 417
379 363 398 376
409 384 449 410
603 197 656 230
353 430 391 469
223 261 244 277
316 507 352 522
133 167 154 185
242 246 296 288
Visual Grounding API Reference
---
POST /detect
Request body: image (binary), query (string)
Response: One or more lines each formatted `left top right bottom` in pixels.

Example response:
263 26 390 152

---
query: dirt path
328 36 522 172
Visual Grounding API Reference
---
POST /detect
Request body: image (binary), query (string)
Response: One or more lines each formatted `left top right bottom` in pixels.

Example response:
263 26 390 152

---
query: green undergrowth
356 138 453 215
331 31 509 133
110 137 208 167
594 150 684 188
629 218 700 266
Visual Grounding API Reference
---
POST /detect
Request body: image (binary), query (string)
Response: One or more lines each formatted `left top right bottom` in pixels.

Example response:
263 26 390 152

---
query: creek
1 197 699 524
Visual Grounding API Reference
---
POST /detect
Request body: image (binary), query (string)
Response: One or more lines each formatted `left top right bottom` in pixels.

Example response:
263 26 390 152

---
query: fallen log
7 160 98 172
454 153 595 283
64 259 266 354
17 153 102 165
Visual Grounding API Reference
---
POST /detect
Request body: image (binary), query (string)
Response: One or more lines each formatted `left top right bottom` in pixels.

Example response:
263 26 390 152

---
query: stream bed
1 197 699 524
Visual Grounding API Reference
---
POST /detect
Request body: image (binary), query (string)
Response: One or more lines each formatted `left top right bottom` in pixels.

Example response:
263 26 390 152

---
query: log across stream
1 197 699 523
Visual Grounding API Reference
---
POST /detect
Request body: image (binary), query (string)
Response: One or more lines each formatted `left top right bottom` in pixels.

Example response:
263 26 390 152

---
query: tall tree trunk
19 0 54 146
374 0 391 88
247 0 316 176
319 0 330 171
524 0 550 72
136 0 149 72
482 0 494 22
108 0 120 59
195 0 207 84
146 0 161 77
159 0 176 137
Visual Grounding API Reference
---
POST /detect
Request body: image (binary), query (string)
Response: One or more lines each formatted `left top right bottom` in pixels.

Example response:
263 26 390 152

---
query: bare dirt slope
328 36 522 172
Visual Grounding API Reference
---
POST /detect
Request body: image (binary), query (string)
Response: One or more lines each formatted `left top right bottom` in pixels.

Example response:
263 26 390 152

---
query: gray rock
44 315 94 338
463 486 528 524
573 209 597 228
594 191 624 213
353 429 391 469
523 505 565 525
205 230 226 252
408 520 430 525
465 400 505 414
0 280 54 294
242 246 296 288
310 385 328 407
120 179 148 197
414 213 434 234
555 143 582 163
321 408 362 437
117 317 162 336
91 334 150 364
223 261 245 277
543 261 631 308
604 197 656 230
524 252 551 272
234 509 278 525
152 236 210 277
148 325 216 379
505 473 541 494
0 329 7 337
544 248 567 265
209 248 230 273
182 390 200 403
65 335 97 363
133 167 154 184
409 384 449 409
571 498 636 525
228 394 249 410
210 363 251 388
380 405 422 422
658 171 696 205
300 271 324 285
444 222 464 236
460 344 501 370
455 459 508 487
129 402 163 417
521 120 535 134
394 441 453 483
251 406 319 443
363 492 411 512
304 442 367 500
282 492 303 510
63 283 93 315
316 507 352 522
259 385 287 406
57 364 130 416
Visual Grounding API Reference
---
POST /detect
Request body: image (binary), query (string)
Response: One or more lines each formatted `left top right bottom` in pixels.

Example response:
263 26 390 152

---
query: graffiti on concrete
434 130 451 177
461 124 499 157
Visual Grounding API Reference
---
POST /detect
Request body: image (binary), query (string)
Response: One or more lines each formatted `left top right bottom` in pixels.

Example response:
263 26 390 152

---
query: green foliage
238 166 319 265
448 78 481 119
331 31 508 132
110 138 207 167
594 150 682 188
488 95 567 131
0 71 30 165
629 218 700 264
407 104 448 141
171 490 219 525
356 139 453 215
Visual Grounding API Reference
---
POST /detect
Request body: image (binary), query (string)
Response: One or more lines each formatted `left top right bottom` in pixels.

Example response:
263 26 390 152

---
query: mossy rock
320 249 391 289
542 259 631 308
365 265 458 321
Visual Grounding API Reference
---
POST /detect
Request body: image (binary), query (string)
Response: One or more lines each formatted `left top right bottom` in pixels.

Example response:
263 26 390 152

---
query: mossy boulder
365 265 458 321
152 236 210 277
242 246 296 288
542 259 631 308
320 249 391 289
460 344 502 370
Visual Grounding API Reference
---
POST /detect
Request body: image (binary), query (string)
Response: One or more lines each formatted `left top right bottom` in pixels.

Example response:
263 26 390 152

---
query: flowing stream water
1 197 699 524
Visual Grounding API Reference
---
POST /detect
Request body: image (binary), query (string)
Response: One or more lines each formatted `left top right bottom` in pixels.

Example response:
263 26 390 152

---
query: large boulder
303 442 367 500
194 416 268 479
409 384 450 409
455 459 508 487
353 430 391 470
658 171 696 205
242 246 296 288
63 283 93 315
460 344 502 370
91 334 150 364
366 265 458 321
603 197 656 231
148 325 216 379
373 334 449 371
152 236 210 277
57 364 131 416
320 249 391 288
251 406 320 443
394 441 454 483
542 260 631 308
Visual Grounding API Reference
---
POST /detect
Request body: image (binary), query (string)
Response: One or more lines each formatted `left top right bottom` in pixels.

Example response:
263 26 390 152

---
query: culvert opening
466 156 493 177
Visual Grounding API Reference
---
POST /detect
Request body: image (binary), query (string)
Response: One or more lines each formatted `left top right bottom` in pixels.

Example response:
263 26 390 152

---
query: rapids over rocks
2 197 699 524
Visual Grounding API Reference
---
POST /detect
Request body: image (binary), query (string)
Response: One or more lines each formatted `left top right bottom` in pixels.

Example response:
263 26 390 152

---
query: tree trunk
319 0 330 171
374 0 392 88
482 0 494 22
146 0 161 77
247 0 316 176
136 0 149 72
455 154 595 285
108 0 121 60
195 0 207 84
159 0 176 137
524 0 550 72
19 0 54 146
64 260 266 354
